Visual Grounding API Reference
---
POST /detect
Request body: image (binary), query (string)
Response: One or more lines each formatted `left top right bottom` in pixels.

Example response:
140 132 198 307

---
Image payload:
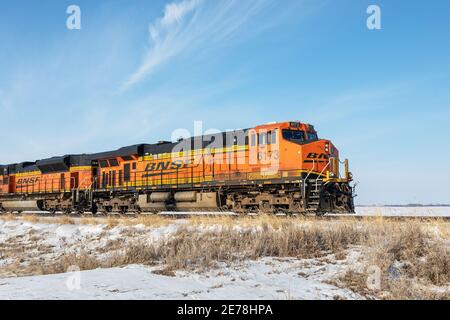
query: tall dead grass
336 220 449 299
2 215 448 299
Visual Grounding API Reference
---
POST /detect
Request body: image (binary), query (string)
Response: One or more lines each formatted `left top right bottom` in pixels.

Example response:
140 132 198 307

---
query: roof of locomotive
15 162 39 173
1 123 298 172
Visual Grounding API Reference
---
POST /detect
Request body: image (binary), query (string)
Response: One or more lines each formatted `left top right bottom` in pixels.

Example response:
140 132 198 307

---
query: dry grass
54 216 75 225
21 215 40 223
158 222 366 270
1 214 448 299
334 220 450 299
0 213 21 221
120 215 172 228
1 212 173 228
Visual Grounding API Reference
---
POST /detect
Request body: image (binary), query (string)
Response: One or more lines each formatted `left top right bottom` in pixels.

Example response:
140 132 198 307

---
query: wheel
289 202 305 215
259 201 274 214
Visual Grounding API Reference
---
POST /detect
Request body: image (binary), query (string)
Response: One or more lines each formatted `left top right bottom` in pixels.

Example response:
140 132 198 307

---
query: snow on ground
0 218 185 279
355 206 450 217
0 207 447 299
0 216 367 299
0 257 362 300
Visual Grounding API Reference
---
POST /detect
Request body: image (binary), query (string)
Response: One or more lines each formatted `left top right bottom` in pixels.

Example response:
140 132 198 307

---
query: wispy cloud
121 0 274 91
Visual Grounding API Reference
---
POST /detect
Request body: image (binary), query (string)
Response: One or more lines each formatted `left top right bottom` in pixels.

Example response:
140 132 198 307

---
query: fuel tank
1 200 44 212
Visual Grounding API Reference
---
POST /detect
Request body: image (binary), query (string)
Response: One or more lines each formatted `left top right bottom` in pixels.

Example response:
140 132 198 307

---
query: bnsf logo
17 177 40 184
144 160 188 172
306 153 330 160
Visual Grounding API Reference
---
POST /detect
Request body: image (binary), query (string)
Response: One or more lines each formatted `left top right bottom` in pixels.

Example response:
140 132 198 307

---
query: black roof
15 162 39 173
87 144 149 160
35 155 94 173
1 129 251 174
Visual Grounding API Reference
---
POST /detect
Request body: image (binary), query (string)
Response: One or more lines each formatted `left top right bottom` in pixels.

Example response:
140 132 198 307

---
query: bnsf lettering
306 153 330 160
145 160 185 172
17 177 40 184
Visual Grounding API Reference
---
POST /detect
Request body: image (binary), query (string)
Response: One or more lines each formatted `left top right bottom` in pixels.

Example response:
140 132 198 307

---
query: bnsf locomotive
0 121 354 215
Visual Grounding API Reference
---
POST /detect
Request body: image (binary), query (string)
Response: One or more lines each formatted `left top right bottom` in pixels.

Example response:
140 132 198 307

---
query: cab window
282 129 305 142
307 132 318 141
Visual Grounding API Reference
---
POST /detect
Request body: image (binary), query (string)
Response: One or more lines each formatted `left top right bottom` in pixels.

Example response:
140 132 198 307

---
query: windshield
307 132 318 141
282 129 305 142
282 129 318 144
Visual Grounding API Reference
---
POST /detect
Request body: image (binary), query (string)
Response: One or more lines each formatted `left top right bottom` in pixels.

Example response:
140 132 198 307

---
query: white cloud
121 0 274 91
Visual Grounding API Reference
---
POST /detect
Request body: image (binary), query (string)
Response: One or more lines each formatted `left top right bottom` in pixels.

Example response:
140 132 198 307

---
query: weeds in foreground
1 216 448 300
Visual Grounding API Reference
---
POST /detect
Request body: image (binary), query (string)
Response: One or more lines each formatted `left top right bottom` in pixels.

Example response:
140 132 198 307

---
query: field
0 207 448 300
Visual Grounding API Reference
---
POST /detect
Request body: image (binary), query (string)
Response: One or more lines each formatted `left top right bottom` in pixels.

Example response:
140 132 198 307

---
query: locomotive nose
323 140 338 158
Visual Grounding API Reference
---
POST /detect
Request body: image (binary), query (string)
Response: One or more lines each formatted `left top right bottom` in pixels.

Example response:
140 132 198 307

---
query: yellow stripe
141 145 249 161
15 166 92 176
15 171 40 177
70 166 92 172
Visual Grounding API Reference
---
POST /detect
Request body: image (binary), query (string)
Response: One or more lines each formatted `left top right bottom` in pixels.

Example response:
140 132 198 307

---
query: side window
99 160 109 168
118 170 123 186
271 129 277 144
250 134 256 147
132 162 137 170
258 132 267 145
108 158 119 167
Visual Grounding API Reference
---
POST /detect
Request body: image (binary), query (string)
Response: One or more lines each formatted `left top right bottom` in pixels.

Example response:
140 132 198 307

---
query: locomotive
0 121 355 215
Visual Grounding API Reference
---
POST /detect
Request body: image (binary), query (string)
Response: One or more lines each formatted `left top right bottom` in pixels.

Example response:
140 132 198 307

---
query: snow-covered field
0 217 366 300
355 206 450 217
0 258 362 300
0 207 448 300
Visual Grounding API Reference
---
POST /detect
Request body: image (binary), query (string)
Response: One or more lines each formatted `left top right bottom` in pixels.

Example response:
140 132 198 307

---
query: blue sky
0 0 449 204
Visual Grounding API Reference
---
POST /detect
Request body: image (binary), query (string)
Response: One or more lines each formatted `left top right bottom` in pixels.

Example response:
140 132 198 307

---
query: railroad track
158 213 450 221
0 211 448 221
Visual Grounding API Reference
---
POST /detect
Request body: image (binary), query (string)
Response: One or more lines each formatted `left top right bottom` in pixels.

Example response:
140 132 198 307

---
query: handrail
304 159 316 183
88 176 98 190
303 159 316 199
7 166 337 196
315 158 331 187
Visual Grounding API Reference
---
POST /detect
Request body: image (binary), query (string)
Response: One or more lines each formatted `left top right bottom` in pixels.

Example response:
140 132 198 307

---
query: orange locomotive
0 121 354 215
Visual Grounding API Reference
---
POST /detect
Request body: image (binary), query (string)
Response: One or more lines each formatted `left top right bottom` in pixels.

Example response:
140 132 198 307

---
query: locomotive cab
276 121 354 213
279 121 352 183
